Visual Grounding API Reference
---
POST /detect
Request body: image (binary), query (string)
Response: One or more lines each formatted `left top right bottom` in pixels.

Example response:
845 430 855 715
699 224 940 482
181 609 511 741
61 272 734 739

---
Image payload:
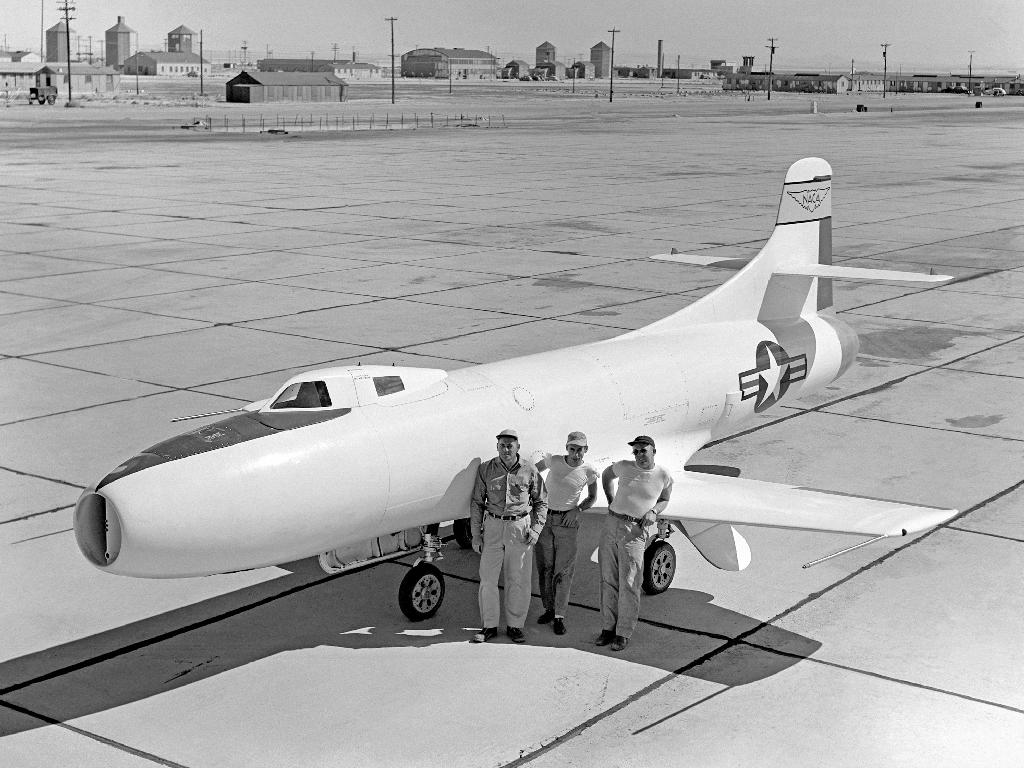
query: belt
549 507 577 514
487 512 528 521
608 509 643 523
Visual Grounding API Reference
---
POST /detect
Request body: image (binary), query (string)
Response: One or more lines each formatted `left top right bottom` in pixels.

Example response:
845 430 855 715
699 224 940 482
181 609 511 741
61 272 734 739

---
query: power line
881 42 890 98
57 0 74 105
766 37 777 101
608 27 619 102
385 17 397 104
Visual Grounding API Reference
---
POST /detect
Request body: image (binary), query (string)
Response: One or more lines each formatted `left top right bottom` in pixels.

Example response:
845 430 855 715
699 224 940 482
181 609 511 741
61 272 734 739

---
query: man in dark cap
596 435 673 651
470 429 548 644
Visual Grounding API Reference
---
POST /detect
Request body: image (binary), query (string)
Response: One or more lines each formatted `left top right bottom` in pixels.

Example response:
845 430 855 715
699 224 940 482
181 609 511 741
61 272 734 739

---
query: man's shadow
0 466 819 737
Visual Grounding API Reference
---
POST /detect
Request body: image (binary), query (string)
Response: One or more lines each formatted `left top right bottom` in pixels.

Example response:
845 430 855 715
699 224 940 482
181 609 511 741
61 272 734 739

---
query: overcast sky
4 0 1021 72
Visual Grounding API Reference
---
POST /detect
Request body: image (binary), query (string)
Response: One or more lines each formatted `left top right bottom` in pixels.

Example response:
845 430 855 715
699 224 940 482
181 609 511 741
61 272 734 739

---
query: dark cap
566 431 588 447
627 435 655 449
496 428 519 440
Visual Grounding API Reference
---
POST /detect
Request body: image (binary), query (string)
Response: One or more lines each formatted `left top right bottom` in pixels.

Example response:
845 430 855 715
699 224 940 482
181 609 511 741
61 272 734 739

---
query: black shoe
553 618 566 635
595 629 615 647
611 635 629 652
506 626 526 644
537 609 555 624
471 627 498 643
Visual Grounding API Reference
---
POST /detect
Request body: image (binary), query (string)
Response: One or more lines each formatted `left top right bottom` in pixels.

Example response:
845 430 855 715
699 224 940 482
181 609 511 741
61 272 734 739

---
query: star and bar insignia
739 340 808 412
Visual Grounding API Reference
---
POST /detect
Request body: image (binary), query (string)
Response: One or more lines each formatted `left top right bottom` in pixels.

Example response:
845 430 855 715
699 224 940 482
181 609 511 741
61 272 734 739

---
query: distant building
45 21 74 62
500 59 530 79
536 42 556 65
1 62 43 92
122 50 210 76
722 69 844 93
1 61 120 95
105 16 135 70
258 58 339 73
590 41 611 78
401 48 498 79
567 61 594 79
225 71 349 102
0 50 40 63
332 61 382 80
534 61 566 79
167 25 195 54
710 59 737 75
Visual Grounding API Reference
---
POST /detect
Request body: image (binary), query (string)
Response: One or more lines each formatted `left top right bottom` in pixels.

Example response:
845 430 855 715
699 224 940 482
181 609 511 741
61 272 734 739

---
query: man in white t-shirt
534 431 599 636
597 435 673 652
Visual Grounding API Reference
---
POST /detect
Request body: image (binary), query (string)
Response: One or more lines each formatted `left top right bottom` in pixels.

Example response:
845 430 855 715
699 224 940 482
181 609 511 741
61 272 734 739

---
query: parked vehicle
29 86 57 105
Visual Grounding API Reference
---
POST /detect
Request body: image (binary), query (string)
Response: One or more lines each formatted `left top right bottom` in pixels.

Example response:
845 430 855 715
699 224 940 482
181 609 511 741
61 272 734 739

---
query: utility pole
241 40 247 69
199 28 204 96
676 53 680 94
385 17 397 104
58 0 74 105
766 37 777 100
134 31 139 94
967 49 975 94
608 27 619 102
881 42 889 98
332 42 339 63
87 34 92 64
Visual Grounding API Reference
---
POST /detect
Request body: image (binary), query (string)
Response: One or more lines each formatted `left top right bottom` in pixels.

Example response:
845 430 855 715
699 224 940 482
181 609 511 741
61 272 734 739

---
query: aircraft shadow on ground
0 470 819 737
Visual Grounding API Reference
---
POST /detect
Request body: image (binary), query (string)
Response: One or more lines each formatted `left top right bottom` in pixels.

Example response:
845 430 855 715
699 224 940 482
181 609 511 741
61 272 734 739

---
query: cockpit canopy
262 365 448 412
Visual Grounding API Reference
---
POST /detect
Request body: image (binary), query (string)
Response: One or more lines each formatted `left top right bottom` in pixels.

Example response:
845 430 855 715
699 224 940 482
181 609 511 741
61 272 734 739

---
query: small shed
226 71 349 103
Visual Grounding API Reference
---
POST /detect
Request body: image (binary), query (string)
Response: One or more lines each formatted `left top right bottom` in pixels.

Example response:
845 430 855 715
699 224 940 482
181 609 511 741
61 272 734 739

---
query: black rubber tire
642 540 676 595
398 562 445 621
452 517 473 549
46 95 56 105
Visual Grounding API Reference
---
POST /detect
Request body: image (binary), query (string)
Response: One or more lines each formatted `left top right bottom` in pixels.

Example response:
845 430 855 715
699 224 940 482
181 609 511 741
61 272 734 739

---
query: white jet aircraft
74 158 958 620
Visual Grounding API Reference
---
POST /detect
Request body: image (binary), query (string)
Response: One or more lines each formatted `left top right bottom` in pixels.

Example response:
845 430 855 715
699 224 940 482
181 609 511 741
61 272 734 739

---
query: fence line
190 113 507 134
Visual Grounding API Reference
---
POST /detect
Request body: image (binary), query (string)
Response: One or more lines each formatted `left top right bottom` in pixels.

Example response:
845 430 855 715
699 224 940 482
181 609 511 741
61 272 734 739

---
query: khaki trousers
478 514 534 629
598 514 648 639
535 508 580 617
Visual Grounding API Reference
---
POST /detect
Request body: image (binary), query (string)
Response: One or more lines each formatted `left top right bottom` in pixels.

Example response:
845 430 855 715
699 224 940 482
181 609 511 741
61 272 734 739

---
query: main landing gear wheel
452 517 473 549
642 540 676 595
399 562 445 621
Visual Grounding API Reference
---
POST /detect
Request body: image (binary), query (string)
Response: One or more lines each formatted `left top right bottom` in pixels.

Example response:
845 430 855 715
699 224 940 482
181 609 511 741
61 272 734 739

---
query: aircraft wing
595 469 958 571
663 470 957 537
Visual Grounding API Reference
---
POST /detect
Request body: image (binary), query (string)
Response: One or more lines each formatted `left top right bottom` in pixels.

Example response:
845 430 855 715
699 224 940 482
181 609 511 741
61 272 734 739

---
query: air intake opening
74 492 122 567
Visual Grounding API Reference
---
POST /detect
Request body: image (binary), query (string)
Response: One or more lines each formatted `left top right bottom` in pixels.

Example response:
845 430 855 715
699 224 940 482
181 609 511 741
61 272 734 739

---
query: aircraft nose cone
74 490 122 567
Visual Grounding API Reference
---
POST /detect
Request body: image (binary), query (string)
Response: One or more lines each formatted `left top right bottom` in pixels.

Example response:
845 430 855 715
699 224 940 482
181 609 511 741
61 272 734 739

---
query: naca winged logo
786 186 830 213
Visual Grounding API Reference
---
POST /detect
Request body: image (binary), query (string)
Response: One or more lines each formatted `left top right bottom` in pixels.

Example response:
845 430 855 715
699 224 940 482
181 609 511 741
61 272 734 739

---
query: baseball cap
566 431 588 447
627 435 655 448
496 428 519 440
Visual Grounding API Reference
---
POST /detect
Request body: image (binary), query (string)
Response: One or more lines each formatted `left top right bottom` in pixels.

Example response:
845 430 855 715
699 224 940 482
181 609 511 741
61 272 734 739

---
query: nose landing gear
399 561 446 621
642 521 678 595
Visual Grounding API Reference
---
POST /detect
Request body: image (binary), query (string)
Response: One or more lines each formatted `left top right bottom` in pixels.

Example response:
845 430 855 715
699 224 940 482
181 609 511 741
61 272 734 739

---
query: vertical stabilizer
641 157 834 330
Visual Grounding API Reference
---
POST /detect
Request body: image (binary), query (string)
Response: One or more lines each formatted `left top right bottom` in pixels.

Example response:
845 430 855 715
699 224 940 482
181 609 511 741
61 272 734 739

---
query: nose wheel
399 561 446 621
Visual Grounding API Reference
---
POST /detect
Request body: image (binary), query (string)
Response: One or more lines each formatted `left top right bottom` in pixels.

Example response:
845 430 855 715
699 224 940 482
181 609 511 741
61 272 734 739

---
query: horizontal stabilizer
652 252 752 270
661 471 957 537
776 264 953 283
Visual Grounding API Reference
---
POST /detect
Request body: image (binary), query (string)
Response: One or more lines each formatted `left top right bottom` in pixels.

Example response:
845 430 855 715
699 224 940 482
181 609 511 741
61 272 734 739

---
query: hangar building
401 48 498 79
